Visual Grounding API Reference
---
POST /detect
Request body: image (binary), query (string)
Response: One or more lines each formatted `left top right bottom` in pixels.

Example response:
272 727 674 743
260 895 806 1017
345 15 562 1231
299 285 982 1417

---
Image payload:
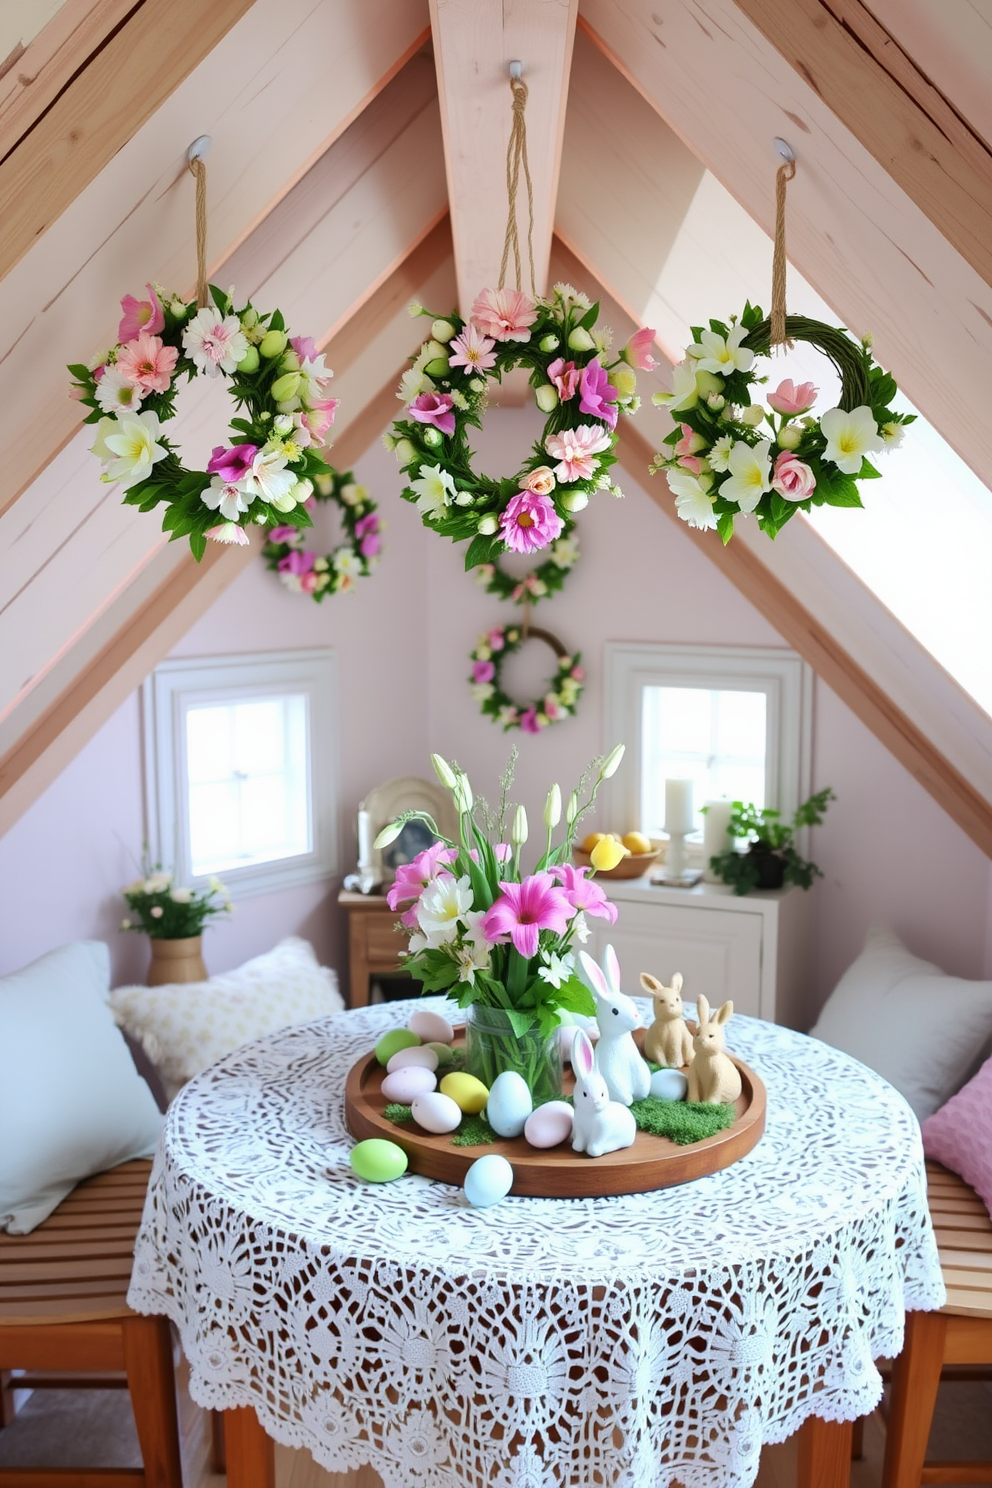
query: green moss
451 1114 495 1147
630 1097 735 1145
384 1103 413 1124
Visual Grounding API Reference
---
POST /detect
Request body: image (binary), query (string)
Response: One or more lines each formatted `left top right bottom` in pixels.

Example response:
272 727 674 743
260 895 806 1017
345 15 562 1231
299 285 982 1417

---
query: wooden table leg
224 1405 275 1488
882 1311 947 1488
121 1314 183 1488
798 1415 854 1488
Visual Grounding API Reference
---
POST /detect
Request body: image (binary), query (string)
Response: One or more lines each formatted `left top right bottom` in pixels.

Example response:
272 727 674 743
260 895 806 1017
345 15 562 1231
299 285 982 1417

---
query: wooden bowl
572 845 661 879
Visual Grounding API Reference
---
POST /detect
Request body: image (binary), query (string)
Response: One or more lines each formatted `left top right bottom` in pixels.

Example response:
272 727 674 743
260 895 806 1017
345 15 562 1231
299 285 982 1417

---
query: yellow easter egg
622 831 653 855
439 1072 489 1114
581 831 606 853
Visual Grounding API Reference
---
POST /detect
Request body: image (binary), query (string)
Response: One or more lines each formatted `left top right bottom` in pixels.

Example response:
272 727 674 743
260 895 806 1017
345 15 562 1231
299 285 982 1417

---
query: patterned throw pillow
922 1055 992 1218
110 937 342 1102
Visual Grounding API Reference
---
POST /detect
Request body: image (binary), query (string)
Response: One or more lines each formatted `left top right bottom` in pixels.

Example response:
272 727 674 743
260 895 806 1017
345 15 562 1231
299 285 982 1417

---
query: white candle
357 809 372 869
664 778 694 836
702 799 733 882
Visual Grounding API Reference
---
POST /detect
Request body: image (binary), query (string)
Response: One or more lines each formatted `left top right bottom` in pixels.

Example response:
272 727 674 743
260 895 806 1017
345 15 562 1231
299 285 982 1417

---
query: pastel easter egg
427 1041 458 1066
558 1025 579 1061
408 1009 455 1044
439 1072 489 1114
387 1045 439 1074
381 1067 437 1103
485 1071 533 1139
524 1101 574 1149
463 1153 514 1208
350 1139 408 1183
650 1068 689 1101
410 1091 463 1134
375 1028 420 1066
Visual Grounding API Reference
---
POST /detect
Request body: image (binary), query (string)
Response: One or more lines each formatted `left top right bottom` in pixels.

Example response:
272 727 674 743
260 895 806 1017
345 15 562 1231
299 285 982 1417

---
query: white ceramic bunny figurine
687 994 743 1104
578 946 652 1106
570 1029 637 1157
640 971 694 1068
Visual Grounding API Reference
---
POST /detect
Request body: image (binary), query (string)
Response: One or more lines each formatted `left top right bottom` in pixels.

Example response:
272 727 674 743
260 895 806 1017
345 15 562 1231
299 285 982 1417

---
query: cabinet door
588 903 763 1016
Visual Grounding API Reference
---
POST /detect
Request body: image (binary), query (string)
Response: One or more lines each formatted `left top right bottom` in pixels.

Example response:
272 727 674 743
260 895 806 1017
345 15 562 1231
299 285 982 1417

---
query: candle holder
655 831 702 887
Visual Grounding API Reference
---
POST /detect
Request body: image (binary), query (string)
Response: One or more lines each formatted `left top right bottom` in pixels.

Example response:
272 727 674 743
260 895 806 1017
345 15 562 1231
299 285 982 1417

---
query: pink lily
473 659 496 684
408 391 456 436
768 379 817 415
207 443 258 484
551 863 618 924
267 525 299 544
519 707 541 734
385 843 458 912
118 284 165 343
622 326 659 371
480 872 575 959
278 549 316 576
291 336 319 362
578 359 619 430
547 357 580 401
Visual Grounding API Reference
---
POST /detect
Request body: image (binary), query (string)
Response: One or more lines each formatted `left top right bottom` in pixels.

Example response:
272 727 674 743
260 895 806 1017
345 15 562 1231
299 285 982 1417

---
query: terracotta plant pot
147 935 207 986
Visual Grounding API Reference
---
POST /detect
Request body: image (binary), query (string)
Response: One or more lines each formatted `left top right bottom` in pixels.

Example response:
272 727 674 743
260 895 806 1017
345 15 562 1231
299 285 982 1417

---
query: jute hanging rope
187 153 209 308
770 156 796 350
497 73 536 295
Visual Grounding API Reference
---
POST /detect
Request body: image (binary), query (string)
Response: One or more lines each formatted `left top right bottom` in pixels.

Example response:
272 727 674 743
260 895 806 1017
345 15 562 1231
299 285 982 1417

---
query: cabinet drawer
589 902 763 1017
363 914 407 963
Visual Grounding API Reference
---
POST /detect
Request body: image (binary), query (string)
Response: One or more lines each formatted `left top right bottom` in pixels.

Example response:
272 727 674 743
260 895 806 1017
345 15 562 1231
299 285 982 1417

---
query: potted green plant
708 788 835 895
121 860 232 984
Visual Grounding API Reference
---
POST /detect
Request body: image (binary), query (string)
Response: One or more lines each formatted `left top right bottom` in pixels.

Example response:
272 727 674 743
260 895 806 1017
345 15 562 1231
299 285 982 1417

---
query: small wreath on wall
387 284 657 572
68 284 337 560
472 522 580 605
649 302 913 542
261 469 382 599
469 621 585 734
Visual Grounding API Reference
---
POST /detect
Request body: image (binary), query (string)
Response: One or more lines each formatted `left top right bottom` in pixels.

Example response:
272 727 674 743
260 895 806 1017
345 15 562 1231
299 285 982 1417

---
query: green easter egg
427 1041 457 1066
440 1071 489 1114
349 1139 409 1183
375 1028 421 1066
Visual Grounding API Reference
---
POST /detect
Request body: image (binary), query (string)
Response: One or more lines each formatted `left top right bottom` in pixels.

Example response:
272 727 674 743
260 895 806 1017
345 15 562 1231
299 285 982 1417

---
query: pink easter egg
408 1009 455 1044
524 1100 574 1149
387 1046 440 1074
381 1067 437 1103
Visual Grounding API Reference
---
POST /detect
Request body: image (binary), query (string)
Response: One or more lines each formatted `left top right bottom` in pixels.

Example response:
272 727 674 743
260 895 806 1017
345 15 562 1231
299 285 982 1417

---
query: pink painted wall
1 405 989 1018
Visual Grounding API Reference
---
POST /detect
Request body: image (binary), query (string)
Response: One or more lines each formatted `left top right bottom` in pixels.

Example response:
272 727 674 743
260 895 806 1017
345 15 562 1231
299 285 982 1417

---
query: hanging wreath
261 469 381 599
472 522 580 605
469 621 585 734
68 283 337 560
649 302 912 542
387 284 656 572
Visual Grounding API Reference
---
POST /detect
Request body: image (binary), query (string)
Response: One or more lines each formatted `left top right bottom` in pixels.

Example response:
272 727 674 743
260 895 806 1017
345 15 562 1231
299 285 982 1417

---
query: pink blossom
448 324 498 373
278 549 315 576
118 284 165 343
408 391 456 436
303 496 317 514
115 333 178 394
473 659 496 684
551 863 618 924
299 402 337 441
206 524 250 546
268 525 298 543
386 843 458 911
470 287 538 343
511 575 541 602
207 443 258 484
771 451 817 501
578 359 619 430
520 466 556 496
675 424 706 459
545 423 612 483
571 665 585 681
547 358 580 401
291 336 319 362
480 872 574 959
519 708 541 734
494 842 512 862
543 694 561 721
678 455 705 475
300 571 319 594
499 490 564 554
355 512 381 558
622 326 659 371
487 628 505 651
768 379 817 415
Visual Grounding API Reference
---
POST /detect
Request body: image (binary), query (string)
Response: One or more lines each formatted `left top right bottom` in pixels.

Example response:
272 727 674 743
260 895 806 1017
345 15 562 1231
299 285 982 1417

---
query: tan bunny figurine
687 995 743 1104
640 972 694 1068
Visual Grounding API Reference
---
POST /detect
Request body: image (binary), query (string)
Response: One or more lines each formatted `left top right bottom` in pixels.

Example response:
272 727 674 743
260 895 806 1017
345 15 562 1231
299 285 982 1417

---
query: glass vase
465 1003 563 1106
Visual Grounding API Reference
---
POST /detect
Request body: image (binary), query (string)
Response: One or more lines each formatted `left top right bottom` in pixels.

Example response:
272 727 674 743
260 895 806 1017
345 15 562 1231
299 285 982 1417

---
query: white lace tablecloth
129 998 944 1488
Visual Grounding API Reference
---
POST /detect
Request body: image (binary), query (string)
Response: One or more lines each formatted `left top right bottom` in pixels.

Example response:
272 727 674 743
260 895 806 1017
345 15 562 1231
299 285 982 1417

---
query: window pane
232 699 286 777
641 685 768 835
185 706 233 785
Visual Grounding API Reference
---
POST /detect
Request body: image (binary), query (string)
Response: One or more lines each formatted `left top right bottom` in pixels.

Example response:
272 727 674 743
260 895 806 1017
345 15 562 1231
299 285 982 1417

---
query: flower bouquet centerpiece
120 861 232 985
375 748 629 1105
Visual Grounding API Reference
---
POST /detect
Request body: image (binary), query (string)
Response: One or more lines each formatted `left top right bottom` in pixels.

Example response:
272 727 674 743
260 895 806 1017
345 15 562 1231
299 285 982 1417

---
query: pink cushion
921 1053 992 1217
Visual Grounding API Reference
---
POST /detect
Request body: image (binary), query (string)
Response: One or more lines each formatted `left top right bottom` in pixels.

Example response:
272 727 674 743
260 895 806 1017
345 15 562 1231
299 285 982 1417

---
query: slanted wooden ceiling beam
428 0 578 314
732 0 992 293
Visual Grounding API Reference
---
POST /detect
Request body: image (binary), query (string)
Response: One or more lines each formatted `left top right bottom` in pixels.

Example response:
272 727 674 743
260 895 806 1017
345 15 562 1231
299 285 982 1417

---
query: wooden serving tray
344 1030 766 1199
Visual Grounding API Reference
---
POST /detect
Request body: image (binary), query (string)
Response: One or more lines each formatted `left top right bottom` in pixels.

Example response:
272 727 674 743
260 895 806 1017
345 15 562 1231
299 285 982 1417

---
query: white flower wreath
261 469 382 599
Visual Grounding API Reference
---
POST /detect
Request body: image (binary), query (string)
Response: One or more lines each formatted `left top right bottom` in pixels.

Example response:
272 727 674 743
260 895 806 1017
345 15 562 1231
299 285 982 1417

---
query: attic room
2 0 992 1485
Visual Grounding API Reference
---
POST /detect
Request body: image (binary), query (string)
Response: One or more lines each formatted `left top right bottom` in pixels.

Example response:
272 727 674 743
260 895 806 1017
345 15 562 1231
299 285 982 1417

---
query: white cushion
0 941 163 1234
810 925 992 1121
109 936 343 1101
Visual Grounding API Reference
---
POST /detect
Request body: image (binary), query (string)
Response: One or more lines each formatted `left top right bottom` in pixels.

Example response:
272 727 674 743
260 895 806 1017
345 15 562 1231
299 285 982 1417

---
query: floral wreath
650 303 913 541
470 621 585 734
68 283 338 559
261 468 382 599
472 522 580 606
387 283 657 571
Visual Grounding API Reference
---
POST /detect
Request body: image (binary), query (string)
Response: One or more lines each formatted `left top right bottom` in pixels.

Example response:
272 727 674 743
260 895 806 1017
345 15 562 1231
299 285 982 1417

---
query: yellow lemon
439 1072 489 1114
581 831 606 853
590 836 629 872
622 831 653 855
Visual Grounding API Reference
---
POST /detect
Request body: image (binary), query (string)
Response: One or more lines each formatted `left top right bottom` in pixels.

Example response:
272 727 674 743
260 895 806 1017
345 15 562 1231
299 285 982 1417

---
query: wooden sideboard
339 891 406 1007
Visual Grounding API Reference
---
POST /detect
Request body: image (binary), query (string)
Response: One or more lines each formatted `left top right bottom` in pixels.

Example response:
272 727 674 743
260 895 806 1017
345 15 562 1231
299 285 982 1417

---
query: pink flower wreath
261 467 382 600
469 621 585 734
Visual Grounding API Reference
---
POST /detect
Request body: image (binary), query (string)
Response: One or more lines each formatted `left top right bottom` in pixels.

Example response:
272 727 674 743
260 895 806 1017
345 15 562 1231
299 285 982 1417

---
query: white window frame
604 642 812 836
143 649 339 900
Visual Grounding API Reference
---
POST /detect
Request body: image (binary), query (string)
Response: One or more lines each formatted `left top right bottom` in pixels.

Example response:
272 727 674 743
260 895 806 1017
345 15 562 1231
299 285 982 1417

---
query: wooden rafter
731 0 992 293
428 0 578 313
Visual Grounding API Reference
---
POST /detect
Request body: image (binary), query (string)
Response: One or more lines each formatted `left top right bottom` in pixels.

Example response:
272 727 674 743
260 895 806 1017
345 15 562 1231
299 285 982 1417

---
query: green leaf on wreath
208 284 228 314
464 533 498 570
858 458 881 479
552 975 597 1019
67 363 90 380
189 531 207 563
578 300 600 330
717 511 736 545
269 309 285 332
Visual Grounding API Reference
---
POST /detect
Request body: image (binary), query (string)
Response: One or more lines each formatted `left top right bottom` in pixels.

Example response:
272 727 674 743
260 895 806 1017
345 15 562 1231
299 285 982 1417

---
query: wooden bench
882 1160 992 1488
0 1158 183 1488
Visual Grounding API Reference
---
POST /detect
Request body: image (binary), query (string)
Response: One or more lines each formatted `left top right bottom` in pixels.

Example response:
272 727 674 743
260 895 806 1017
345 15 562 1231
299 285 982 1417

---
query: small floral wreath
650 303 913 541
469 621 585 734
68 283 337 559
387 283 656 571
472 522 580 606
261 468 382 599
